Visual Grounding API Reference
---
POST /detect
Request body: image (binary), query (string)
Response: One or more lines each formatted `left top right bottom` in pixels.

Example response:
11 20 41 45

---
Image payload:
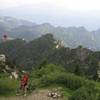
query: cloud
0 0 45 9
0 0 100 12
0 0 100 30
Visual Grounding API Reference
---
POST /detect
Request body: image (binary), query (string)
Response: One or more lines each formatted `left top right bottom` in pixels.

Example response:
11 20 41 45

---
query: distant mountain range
0 16 100 51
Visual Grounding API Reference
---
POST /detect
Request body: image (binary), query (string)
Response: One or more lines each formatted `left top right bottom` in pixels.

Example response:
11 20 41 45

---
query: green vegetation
0 73 19 97
1 63 100 100
31 64 85 90
69 82 100 100
0 34 100 80
30 63 100 99
0 34 100 99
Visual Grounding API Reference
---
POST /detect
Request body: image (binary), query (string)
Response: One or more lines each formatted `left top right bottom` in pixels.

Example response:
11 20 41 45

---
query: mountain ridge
0 16 100 51
0 33 99 79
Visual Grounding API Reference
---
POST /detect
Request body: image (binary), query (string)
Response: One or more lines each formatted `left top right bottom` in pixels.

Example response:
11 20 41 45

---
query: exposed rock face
0 54 6 63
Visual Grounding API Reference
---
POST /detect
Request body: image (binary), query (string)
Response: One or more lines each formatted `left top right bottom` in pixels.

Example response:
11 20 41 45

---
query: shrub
32 63 86 90
69 82 99 100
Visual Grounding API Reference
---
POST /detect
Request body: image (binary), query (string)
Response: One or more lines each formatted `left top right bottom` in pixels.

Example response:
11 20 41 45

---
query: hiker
20 71 29 96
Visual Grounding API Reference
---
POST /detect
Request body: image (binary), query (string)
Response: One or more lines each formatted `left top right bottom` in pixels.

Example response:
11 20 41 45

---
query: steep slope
0 34 99 79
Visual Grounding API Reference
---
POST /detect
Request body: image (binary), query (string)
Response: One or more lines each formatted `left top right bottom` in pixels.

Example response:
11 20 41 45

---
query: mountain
53 26 97 50
0 34 100 79
0 4 100 30
0 16 100 51
0 16 36 28
91 29 100 50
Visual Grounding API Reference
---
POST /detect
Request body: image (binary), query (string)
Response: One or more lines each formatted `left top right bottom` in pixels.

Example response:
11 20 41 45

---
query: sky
0 0 100 30
0 0 100 11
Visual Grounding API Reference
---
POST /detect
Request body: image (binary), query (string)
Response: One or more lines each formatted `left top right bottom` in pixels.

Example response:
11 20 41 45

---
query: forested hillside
0 34 100 80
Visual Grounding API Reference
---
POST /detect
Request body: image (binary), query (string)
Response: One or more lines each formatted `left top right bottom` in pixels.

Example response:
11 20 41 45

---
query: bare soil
0 90 63 100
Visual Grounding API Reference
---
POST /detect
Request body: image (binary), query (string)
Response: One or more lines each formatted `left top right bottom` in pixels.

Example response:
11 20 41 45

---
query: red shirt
21 74 29 86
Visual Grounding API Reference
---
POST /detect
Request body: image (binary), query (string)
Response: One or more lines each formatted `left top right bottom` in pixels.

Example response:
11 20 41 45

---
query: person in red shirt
20 71 29 96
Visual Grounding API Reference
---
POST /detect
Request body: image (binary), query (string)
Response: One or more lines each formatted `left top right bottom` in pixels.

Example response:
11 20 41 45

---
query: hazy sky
0 0 100 11
0 0 100 30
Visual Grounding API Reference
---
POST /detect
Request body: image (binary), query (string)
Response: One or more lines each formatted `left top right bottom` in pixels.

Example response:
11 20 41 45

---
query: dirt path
0 90 62 100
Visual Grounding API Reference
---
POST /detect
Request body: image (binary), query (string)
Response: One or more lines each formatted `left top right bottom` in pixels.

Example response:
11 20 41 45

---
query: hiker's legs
24 85 28 96
16 84 28 96
19 85 25 95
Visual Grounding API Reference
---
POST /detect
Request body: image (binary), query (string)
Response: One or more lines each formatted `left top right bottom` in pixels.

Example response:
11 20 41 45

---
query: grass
0 75 19 97
0 71 100 99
